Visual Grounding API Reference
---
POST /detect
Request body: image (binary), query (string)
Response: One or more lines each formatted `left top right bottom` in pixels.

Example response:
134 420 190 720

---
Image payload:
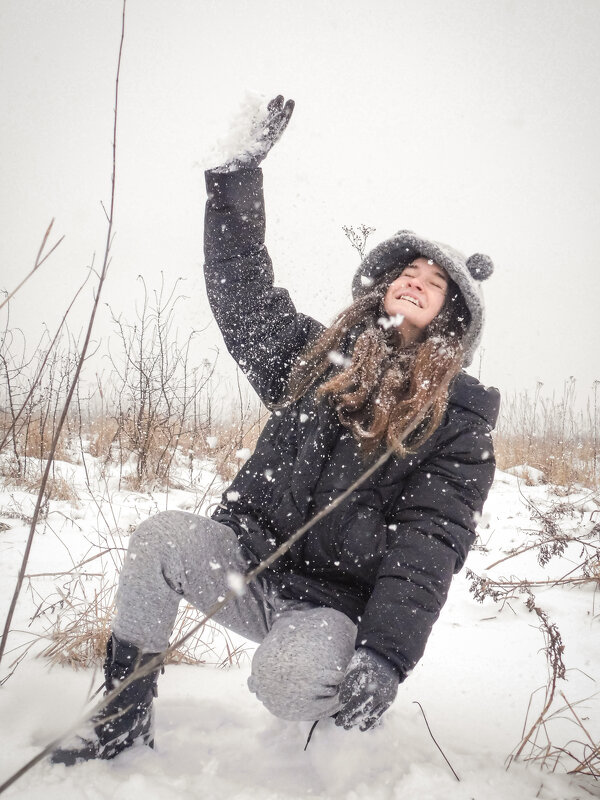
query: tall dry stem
0 0 127 670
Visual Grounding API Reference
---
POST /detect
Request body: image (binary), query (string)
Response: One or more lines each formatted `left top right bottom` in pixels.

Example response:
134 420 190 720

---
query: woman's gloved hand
214 94 295 173
335 647 399 731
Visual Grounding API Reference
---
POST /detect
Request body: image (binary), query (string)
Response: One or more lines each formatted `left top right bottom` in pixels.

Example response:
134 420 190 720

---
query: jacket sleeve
356 417 496 679
204 168 324 408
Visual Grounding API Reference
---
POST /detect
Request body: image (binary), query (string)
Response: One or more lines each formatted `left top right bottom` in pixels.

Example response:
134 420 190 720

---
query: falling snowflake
226 571 246 597
377 313 404 330
328 350 352 368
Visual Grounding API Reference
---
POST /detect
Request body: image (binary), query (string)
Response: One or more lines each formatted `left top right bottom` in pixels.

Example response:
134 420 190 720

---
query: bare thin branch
0 219 65 312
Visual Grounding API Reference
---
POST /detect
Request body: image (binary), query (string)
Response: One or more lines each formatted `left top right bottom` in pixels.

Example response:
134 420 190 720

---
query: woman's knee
125 512 250 599
130 510 210 553
124 511 207 586
248 607 357 720
134 509 188 537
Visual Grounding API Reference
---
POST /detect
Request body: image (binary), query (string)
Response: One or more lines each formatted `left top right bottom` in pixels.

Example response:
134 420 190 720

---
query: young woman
52 97 500 765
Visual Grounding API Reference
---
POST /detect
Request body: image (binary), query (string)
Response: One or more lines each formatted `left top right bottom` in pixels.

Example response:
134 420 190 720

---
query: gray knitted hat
351 229 494 367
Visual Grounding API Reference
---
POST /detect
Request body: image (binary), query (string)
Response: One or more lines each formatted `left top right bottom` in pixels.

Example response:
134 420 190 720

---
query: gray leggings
113 511 357 721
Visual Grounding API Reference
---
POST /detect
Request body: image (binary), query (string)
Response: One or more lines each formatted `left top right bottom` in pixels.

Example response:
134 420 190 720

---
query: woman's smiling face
383 257 449 344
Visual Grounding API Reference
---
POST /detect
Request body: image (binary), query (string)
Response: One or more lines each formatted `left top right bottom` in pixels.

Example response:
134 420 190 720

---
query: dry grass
1 381 266 493
0 457 81 506
202 416 267 483
39 583 115 669
18 418 75 463
42 475 81 505
494 433 598 488
87 415 119 460
493 380 600 489
39 580 251 670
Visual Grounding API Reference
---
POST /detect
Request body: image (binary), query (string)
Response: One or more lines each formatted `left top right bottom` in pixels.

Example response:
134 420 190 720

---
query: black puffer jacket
204 168 500 680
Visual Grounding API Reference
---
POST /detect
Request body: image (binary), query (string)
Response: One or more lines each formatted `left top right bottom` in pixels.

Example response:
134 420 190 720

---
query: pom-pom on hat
351 229 494 367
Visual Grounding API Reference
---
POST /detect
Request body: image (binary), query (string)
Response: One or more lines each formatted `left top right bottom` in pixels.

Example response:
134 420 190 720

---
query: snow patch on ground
0 661 591 800
505 464 546 484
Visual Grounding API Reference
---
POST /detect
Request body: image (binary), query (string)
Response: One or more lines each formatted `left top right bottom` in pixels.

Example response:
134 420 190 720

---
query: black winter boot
51 634 163 766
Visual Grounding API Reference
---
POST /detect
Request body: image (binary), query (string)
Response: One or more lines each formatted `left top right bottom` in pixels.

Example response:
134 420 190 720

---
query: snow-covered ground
0 455 599 799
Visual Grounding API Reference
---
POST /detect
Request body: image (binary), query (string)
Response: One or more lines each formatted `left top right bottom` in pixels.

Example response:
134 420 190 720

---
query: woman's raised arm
203 98 323 407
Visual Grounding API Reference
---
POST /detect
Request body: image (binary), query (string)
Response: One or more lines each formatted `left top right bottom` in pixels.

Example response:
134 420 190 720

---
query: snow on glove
213 94 295 173
334 647 399 732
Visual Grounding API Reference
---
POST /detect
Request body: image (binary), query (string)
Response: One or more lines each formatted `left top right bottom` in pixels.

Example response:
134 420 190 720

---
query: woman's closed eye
402 270 445 290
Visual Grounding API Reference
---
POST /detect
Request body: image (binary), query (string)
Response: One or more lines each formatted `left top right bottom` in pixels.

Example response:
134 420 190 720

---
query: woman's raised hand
215 95 295 172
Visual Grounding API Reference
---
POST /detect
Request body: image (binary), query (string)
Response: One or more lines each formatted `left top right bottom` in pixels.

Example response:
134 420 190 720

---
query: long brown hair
280 269 471 457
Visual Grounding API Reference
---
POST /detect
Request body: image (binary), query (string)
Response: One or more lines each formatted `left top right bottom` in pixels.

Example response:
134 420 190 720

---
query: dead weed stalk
469 493 600 778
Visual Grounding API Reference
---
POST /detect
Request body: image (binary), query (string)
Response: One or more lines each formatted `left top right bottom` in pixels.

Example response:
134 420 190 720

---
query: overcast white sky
1 0 599 409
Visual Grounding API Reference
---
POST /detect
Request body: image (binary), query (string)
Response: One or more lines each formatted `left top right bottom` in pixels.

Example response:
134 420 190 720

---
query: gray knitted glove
335 647 399 731
215 95 294 173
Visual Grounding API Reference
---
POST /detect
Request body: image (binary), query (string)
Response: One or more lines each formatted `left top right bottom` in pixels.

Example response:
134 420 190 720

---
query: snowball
201 91 271 170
